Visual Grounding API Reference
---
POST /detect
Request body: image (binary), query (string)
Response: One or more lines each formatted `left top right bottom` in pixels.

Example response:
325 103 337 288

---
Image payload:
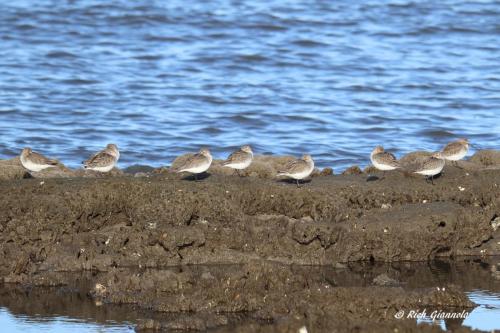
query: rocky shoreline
1 150 500 332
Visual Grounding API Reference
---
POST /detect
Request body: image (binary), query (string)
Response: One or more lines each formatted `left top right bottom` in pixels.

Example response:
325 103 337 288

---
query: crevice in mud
429 246 452 259
186 213 200 226
471 236 494 248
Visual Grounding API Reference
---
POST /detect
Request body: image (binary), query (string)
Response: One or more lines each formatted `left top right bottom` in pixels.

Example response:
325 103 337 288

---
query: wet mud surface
1 151 500 331
1 259 499 332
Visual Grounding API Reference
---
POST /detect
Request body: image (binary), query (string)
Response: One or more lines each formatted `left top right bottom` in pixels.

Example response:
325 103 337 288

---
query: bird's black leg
296 179 300 188
194 173 198 181
430 175 434 185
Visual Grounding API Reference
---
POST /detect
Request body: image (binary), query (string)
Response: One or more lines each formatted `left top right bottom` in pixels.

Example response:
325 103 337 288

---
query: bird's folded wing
31 152 58 165
280 159 305 174
84 152 115 167
178 153 206 170
443 142 464 155
223 150 246 165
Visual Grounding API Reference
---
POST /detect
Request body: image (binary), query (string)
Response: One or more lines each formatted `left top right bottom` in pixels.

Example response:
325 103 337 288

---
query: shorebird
173 148 212 181
83 144 120 172
20 147 58 172
222 145 253 176
277 154 315 187
413 152 445 184
370 146 400 178
441 138 469 168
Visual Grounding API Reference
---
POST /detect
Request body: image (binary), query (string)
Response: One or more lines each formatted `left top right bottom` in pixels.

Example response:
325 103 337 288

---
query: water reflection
464 290 500 331
0 258 498 332
0 283 136 332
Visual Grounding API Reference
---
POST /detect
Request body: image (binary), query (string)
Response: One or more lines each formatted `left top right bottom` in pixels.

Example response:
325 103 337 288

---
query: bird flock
369 138 469 184
17 138 470 187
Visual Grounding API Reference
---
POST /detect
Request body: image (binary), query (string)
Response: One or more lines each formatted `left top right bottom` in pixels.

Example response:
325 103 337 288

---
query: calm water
0 310 132 333
0 0 499 170
0 260 499 332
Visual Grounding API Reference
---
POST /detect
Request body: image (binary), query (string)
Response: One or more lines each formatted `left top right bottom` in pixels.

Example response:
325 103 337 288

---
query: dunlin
83 144 120 172
174 148 212 181
370 146 400 178
441 138 469 168
277 154 314 187
413 152 445 184
20 147 58 172
222 145 253 176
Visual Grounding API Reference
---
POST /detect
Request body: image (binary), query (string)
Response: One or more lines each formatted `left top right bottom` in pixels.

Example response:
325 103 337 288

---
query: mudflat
1 151 499 332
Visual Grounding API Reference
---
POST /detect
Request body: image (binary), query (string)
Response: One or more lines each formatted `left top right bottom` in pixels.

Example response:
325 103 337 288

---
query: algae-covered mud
1 151 500 332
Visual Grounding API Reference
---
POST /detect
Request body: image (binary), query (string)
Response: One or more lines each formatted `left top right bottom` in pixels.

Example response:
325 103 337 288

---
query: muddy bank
0 162 499 270
1 151 500 331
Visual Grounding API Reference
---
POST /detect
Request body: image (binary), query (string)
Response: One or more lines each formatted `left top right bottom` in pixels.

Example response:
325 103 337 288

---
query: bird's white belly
224 160 251 170
372 159 397 171
87 164 115 172
180 161 211 174
285 167 313 180
415 165 444 176
21 159 54 172
444 150 467 161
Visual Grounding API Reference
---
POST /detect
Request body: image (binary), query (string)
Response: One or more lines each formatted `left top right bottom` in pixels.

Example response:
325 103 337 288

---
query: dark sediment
1 150 500 332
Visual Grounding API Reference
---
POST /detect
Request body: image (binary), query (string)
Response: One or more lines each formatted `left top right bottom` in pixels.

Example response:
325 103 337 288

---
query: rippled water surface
0 0 499 169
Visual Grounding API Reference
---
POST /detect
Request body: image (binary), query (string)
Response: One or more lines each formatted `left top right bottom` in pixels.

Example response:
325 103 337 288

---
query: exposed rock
123 164 155 174
363 165 378 174
0 164 29 180
342 165 362 175
470 150 500 167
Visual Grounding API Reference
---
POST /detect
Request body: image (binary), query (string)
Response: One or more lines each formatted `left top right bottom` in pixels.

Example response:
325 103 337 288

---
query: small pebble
491 217 500 231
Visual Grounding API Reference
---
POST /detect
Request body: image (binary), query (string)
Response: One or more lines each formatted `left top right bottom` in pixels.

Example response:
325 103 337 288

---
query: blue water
0 309 133 333
0 0 499 170
416 290 500 331
464 290 500 331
